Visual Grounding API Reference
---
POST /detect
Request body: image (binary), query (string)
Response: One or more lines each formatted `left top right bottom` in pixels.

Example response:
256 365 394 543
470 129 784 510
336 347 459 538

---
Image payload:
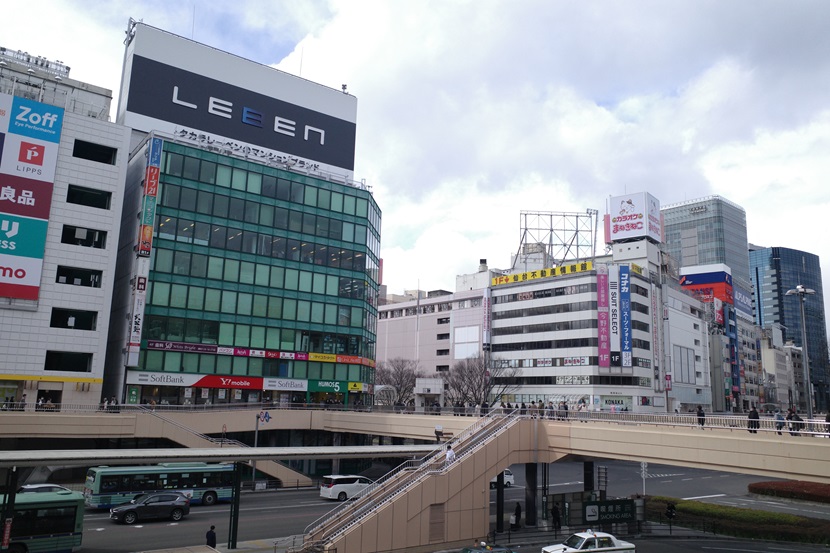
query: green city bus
0 490 85 553
83 462 235 509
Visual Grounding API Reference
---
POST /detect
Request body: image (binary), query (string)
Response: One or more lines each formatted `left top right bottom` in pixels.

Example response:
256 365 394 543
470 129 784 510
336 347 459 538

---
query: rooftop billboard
117 23 357 179
606 192 663 243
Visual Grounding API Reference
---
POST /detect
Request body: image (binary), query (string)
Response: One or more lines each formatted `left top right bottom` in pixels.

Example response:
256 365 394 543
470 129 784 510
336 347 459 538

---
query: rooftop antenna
191 5 196 39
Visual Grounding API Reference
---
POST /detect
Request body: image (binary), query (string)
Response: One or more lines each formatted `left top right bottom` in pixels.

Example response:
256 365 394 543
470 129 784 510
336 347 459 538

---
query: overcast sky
4 1 830 304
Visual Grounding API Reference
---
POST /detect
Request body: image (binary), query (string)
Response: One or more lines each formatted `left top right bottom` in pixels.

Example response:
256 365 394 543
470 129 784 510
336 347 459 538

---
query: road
81 459 830 552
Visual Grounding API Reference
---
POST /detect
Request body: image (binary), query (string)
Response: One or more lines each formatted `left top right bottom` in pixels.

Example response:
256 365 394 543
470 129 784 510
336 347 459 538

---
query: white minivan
489 469 515 488
319 475 373 501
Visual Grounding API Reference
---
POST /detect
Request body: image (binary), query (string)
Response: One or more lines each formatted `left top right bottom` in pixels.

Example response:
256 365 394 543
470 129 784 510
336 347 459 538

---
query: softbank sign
0 93 63 300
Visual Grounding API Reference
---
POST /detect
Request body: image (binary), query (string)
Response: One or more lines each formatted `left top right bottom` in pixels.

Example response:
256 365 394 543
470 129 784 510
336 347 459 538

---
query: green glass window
185 320 201 342
191 254 208 278
247 172 262 194
170 284 188 308
343 195 356 215
173 251 191 275
219 322 234 345
280 329 295 351
318 189 331 210
221 291 237 313
151 282 170 306
326 275 338 296
223 259 240 282
296 300 310 322
240 262 255 284
250 326 265 349
179 187 197 211
204 289 221 312
216 355 232 374
284 269 299 290
232 168 247 190
145 350 163 370
268 297 282 318
270 267 284 288
255 264 270 286
165 152 184 176
248 357 263 376
283 299 297 320
232 356 247 375
182 353 200 372
199 160 217 184
213 194 229 217
320 362 334 380
252 295 268 317
288 210 302 232
302 213 316 235
308 362 322 380
266 327 280 349
313 273 326 294
342 222 354 242
311 302 324 324
196 190 213 214
207 257 224 280
216 165 232 187
351 307 362 327
337 306 350 326
262 175 276 198
276 179 291 200
235 324 250 347
154 248 173 273
167 318 185 341
298 271 312 293
202 321 218 343
164 351 182 371
330 192 343 213
356 198 368 218
259 204 274 226
347 365 361 381
304 186 317 207
187 287 205 310
274 207 288 229
237 293 253 316
199 354 215 374
183 157 200 180
290 181 304 203
325 304 337 325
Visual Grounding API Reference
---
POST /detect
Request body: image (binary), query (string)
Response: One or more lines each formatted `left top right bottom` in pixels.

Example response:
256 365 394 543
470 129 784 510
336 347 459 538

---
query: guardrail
290 411 523 553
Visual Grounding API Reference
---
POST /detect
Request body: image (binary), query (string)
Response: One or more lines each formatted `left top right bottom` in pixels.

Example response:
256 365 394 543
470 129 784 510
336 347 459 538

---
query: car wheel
170 508 184 522
123 511 138 525
338 491 347 501
202 492 218 506
505 481 511 488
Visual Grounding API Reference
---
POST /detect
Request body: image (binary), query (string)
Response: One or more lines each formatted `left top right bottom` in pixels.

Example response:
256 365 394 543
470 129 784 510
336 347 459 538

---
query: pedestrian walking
774 409 785 435
551 503 562 533
206 525 217 548
747 406 759 433
445 445 456 467
696 405 705 428
512 502 522 528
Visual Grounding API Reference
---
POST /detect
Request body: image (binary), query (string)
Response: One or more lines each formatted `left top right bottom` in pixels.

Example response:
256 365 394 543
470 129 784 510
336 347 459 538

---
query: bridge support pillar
524 462 537 527
495 472 505 533
583 461 594 491
332 432 342 474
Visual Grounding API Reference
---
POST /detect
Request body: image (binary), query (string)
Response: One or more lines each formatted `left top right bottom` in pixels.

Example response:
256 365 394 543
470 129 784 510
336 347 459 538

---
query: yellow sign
348 382 363 391
491 261 594 286
308 353 337 363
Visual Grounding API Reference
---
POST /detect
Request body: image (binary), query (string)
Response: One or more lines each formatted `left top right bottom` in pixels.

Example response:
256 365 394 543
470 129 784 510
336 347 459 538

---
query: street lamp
785 284 815 420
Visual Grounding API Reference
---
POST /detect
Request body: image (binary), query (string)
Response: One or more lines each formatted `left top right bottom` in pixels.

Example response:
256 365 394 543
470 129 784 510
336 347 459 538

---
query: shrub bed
747 480 830 503
645 496 830 544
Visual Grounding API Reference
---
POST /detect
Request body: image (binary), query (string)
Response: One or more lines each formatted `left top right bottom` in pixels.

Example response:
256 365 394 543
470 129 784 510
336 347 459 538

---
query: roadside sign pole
640 461 647 497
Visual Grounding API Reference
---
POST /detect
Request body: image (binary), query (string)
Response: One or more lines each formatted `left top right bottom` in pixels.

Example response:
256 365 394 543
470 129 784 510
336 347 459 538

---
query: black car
110 491 191 524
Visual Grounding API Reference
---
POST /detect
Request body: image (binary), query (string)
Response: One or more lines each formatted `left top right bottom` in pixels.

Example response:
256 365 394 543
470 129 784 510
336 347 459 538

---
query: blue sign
620 265 632 367
148 137 163 167
9 97 64 143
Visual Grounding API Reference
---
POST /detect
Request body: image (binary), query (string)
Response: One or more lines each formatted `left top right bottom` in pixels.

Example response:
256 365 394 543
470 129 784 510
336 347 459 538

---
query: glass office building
661 196 751 285
108 139 380 406
750 246 828 412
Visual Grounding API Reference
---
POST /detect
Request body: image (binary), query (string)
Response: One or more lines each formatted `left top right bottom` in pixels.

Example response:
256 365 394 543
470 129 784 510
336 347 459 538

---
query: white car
542 530 635 552
489 469 515 488
319 475 373 501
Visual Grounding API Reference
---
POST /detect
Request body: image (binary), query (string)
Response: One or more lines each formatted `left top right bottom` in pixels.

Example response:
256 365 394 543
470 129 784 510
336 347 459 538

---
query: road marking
682 494 726 500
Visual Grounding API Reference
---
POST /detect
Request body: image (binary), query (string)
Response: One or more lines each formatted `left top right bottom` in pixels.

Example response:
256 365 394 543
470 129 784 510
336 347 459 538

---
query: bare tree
443 354 520 406
375 358 424 405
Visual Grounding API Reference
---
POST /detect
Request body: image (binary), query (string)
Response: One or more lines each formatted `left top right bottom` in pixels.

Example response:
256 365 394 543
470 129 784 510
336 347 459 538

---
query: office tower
749 246 828 413
103 22 380 406
0 46 131 405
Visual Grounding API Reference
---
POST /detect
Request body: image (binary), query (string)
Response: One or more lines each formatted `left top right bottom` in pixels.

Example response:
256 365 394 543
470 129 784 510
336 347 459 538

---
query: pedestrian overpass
1 407 828 552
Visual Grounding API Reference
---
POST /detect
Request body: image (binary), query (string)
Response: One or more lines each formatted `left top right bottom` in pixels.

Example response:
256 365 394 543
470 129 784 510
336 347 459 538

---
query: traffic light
665 502 676 520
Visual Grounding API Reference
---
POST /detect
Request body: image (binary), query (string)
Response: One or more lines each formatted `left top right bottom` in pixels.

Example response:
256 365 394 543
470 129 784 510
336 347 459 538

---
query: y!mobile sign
0 93 64 300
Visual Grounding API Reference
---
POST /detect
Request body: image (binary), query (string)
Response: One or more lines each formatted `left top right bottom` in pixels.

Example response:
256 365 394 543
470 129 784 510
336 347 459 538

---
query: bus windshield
83 462 235 509
1 490 84 553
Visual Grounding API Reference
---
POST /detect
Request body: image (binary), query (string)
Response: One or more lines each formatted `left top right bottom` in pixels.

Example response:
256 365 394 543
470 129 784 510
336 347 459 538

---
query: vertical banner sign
0 93 64 300
137 137 162 257
482 287 492 350
597 264 610 368
608 265 621 368
127 138 163 366
651 282 662 391
620 265 632 368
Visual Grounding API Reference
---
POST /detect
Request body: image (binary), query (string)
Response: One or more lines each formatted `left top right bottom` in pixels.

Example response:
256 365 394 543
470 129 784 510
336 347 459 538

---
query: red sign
18 142 45 166
665 374 672 391
0 174 53 219
2 518 12 548
138 224 153 257
193 375 263 389
144 165 160 197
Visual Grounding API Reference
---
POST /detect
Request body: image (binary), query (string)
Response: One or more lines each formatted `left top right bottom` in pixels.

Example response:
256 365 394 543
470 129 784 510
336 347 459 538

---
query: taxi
541 530 635 552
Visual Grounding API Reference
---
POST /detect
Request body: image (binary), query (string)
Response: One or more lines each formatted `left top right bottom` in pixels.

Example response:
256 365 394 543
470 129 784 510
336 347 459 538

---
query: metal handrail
291 411 523 553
